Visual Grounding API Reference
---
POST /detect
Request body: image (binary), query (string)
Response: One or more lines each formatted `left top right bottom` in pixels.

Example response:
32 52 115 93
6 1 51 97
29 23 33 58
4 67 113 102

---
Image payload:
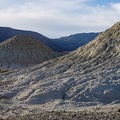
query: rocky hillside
53 32 99 51
70 22 120 61
0 35 58 69
0 22 120 118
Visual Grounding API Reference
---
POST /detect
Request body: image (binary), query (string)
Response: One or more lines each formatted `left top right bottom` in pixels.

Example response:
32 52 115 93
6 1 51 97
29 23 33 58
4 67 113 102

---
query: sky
0 0 120 38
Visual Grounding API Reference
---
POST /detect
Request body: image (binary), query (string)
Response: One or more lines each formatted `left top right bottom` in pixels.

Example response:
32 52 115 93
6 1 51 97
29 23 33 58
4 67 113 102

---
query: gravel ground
4 109 120 120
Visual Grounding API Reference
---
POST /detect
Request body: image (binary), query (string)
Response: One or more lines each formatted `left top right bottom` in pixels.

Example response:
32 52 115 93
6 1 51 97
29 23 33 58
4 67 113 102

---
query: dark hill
53 32 99 51
0 27 60 51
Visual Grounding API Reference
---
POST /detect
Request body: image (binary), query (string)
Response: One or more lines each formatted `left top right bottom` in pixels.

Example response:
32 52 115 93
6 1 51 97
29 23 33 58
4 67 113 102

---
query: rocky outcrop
0 35 58 69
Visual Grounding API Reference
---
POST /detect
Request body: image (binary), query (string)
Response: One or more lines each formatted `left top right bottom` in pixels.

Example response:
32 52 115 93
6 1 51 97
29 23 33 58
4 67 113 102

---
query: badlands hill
65 22 120 62
0 35 58 69
0 22 120 118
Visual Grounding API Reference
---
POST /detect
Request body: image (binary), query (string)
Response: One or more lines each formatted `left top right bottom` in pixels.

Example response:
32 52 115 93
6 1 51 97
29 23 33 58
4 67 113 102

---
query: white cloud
0 0 120 38
112 3 120 11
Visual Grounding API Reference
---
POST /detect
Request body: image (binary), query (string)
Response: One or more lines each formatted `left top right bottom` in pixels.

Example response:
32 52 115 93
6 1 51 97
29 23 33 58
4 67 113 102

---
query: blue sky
0 0 120 38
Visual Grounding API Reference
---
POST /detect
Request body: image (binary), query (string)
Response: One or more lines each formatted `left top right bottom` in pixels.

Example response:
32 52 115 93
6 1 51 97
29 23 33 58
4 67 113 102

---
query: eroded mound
0 35 58 69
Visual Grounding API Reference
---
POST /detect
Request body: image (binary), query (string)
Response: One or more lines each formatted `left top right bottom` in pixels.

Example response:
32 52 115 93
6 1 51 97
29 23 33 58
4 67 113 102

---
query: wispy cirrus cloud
0 0 120 38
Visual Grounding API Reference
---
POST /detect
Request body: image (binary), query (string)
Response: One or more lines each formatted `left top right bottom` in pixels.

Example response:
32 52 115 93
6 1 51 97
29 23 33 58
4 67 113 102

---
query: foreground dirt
4 109 120 120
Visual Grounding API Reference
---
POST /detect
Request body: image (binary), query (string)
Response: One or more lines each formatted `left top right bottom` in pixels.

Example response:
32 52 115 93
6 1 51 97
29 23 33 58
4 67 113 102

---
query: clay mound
0 35 58 69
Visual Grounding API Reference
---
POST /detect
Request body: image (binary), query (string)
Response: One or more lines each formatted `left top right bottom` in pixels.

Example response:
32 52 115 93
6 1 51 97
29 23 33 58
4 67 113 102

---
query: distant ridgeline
0 27 99 51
